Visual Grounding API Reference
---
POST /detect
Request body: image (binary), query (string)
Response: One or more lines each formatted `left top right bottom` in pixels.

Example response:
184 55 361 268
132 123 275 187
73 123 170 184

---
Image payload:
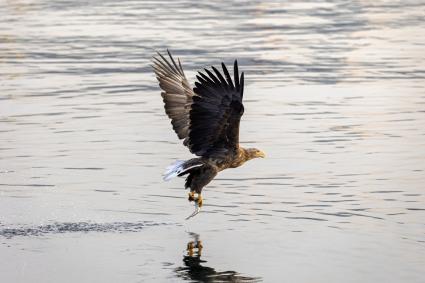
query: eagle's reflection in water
175 233 261 282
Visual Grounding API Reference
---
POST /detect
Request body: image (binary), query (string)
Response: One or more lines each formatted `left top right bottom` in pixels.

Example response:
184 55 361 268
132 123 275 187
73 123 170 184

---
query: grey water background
1 0 424 282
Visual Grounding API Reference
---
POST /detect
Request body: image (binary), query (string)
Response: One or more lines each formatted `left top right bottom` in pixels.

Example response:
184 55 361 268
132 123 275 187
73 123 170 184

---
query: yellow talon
185 193 203 220
188 191 195 201
197 195 203 207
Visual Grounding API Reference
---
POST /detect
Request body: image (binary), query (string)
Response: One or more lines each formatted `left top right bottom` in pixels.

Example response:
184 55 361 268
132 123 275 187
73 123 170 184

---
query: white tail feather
163 160 202 181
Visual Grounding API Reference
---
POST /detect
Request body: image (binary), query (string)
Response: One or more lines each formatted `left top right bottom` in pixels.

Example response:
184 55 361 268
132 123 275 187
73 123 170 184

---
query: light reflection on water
0 0 424 282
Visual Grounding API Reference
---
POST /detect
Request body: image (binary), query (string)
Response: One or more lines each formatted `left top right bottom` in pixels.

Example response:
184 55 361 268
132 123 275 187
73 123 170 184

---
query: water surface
1 1 424 282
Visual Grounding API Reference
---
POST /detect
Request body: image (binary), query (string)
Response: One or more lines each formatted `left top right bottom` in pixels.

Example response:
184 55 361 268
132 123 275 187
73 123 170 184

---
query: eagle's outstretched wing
153 50 194 142
153 51 245 158
188 61 244 157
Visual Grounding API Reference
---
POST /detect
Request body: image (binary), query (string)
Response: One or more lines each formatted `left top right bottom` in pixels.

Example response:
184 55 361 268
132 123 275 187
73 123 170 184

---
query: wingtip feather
234 60 240 91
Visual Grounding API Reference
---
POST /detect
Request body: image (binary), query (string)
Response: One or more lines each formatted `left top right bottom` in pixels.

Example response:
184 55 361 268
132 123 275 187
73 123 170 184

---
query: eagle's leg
196 194 203 207
188 191 195 202
185 166 216 220
186 192 202 220
188 191 202 207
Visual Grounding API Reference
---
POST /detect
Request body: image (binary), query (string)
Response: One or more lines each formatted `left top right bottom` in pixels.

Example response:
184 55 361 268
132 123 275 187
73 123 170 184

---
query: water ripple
0 221 174 239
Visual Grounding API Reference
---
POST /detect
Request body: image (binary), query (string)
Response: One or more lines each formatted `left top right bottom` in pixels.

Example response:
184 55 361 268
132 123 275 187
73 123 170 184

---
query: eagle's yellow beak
257 151 266 158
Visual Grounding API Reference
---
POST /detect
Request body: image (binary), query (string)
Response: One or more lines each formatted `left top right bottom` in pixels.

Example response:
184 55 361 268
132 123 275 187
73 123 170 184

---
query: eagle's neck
228 147 251 168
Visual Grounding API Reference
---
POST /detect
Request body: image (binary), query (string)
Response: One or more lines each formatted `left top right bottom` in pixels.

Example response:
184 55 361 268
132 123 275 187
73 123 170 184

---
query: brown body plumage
153 50 265 218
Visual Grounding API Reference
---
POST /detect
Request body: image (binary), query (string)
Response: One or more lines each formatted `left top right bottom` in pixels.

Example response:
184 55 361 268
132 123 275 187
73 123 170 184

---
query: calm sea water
1 1 424 282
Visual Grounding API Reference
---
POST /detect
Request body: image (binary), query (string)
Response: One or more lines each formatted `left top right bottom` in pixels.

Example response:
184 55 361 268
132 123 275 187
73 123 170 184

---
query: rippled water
1 0 424 282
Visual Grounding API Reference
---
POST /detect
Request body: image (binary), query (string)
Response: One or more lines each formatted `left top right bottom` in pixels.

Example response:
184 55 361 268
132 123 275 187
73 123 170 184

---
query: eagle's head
245 148 266 160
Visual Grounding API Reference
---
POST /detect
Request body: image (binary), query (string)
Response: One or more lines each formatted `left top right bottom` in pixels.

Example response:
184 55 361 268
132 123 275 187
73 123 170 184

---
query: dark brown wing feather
153 50 194 141
188 61 245 157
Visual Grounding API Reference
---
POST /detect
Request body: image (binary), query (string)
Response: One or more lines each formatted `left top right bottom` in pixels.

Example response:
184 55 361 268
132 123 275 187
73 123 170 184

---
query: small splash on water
0 221 174 239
